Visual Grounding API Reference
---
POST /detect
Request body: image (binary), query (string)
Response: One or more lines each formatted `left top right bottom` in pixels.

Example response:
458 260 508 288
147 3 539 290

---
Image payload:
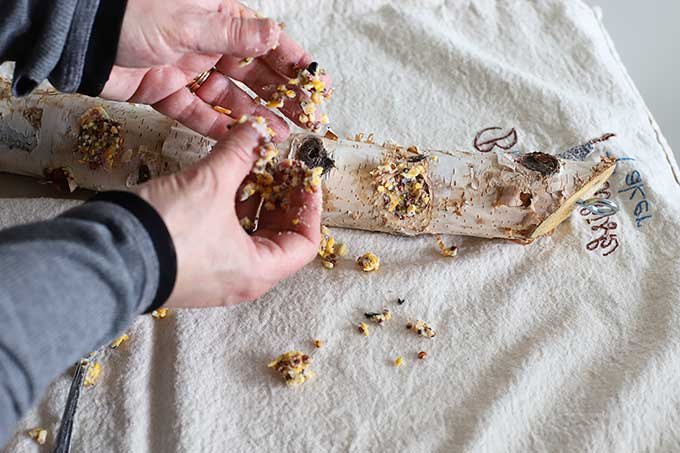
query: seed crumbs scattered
110 334 129 349
84 362 101 387
434 234 458 257
27 428 47 445
318 225 346 269
151 308 169 319
356 252 380 272
365 308 392 326
358 322 370 336
406 320 437 338
394 356 403 367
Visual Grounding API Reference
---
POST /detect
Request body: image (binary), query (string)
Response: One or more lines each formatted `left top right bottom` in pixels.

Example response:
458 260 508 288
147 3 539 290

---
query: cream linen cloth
3 1 680 452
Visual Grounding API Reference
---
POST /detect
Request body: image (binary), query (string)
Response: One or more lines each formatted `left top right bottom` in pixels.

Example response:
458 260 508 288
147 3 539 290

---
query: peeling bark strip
0 79 615 242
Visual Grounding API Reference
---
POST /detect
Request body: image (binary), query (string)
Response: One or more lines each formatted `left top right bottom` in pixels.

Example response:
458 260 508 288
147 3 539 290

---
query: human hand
136 121 322 307
102 0 331 141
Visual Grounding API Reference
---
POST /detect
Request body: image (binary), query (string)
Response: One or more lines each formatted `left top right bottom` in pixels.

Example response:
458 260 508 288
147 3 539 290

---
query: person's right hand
101 0 331 141
137 121 322 307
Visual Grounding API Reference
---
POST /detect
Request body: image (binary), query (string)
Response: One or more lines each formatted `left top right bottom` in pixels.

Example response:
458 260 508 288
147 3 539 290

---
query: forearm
0 0 127 96
0 192 175 446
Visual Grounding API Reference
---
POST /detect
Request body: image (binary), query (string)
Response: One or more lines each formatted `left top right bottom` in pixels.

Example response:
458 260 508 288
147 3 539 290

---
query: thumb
178 12 280 57
206 121 267 192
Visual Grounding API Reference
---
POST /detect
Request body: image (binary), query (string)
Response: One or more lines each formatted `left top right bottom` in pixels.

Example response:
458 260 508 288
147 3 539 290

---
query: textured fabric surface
0 199 161 447
3 0 680 451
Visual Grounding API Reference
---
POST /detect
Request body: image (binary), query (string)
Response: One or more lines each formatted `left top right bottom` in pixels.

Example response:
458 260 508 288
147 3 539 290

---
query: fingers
260 33 314 78
215 57 313 129
177 12 281 58
153 88 235 140
250 185 322 277
206 122 265 192
195 72 289 142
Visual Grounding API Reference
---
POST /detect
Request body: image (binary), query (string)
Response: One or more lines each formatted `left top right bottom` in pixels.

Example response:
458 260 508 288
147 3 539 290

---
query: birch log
0 79 615 242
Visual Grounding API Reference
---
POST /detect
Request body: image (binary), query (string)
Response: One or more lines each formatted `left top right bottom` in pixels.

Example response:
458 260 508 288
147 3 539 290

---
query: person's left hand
100 0 329 141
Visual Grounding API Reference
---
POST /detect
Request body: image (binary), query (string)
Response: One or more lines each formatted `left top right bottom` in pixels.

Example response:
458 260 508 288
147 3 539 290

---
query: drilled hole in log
297 136 335 175
520 192 532 208
138 164 151 183
518 152 560 176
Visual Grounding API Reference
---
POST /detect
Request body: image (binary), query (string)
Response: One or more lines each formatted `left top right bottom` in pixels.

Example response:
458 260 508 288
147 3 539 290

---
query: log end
529 157 616 239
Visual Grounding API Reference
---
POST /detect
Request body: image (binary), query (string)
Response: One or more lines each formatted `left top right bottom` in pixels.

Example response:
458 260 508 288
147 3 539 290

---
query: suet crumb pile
268 351 315 385
356 252 380 272
318 225 347 269
76 106 123 170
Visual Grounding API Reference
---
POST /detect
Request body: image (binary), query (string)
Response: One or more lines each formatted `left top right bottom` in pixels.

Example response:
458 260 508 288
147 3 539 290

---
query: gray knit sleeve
0 196 175 447
0 0 106 96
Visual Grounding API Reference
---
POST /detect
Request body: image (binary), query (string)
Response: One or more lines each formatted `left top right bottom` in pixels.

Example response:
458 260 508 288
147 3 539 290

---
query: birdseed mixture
318 225 347 269
110 334 129 349
265 62 332 133
356 252 380 272
434 234 458 257
27 428 47 445
76 106 123 170
364 308 392 326
370 147 431 219
406 320 437 338
267 351 315 385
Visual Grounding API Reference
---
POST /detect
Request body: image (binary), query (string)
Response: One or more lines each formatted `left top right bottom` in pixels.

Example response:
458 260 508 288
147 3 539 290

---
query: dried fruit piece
313 339 323 348
110 333 129 349
356 252 380 272
27 428 47 445
418 351 427 360
267 351 314 385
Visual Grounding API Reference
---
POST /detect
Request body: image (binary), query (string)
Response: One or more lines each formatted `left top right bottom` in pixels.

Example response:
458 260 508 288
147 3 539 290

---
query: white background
587 1 679 162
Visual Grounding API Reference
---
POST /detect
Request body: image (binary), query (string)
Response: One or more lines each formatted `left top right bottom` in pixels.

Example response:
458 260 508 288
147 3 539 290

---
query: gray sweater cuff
48 0 101 93
8 0 126 97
